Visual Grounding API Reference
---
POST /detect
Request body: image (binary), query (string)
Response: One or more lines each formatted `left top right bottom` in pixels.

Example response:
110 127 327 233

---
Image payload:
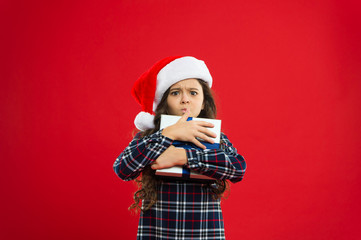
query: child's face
166 78 204 117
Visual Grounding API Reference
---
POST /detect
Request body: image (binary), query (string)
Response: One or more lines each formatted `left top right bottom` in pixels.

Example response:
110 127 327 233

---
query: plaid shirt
113 130 246 239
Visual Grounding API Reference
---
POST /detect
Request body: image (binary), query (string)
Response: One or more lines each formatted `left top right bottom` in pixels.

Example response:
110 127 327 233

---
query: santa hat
132 56 213 131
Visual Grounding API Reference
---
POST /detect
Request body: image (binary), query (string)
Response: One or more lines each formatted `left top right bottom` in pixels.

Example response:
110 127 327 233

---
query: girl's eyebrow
170 87 200 91
170 87 181 91
188 87 200 91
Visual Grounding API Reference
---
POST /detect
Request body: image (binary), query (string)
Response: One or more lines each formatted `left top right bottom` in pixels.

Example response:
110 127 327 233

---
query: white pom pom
134 111 155 131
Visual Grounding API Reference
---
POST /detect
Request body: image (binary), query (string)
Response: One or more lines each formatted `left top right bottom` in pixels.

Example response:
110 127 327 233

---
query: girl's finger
195 121 214 128
197 126 217 139
179 109 190 122
195 132 215 144
192 138 206 150
202 134 215 144
151 163 159 170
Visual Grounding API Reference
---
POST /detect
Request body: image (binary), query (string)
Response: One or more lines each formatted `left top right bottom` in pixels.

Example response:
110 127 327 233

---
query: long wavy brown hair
129 79 229 212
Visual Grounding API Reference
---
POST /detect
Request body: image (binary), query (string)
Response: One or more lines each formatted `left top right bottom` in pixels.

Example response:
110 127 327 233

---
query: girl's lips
181 108 188 113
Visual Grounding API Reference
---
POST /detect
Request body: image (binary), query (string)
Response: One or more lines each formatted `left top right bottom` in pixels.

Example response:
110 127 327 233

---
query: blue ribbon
172 141 220 150
182 166 191 179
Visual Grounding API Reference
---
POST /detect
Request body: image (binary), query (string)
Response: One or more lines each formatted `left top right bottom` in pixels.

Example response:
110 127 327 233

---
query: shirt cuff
185 149 201 169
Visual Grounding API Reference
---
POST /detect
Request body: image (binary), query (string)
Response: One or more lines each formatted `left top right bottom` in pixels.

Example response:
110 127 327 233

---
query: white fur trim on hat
153 56 213 110
134 111 155 131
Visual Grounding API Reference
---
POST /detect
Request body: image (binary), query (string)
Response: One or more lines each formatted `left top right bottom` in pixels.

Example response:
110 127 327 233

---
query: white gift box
155 115 221 180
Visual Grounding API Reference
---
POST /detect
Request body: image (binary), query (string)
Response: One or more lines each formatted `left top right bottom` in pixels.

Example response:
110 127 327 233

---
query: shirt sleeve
186 132 246 183
113 130 174 181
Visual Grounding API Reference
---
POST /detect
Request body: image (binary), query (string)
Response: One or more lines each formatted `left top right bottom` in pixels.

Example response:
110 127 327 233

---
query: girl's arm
113 130 173 181
186 133 246 183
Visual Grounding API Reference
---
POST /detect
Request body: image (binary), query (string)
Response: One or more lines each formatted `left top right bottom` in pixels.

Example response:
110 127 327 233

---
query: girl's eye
190 91 198 96
170 91 179 96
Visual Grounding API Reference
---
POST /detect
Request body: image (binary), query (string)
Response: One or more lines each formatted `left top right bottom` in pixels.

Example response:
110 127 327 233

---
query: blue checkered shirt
113 130 246 239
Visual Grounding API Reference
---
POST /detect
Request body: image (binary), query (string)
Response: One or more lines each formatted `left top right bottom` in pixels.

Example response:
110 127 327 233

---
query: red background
1 1 361 239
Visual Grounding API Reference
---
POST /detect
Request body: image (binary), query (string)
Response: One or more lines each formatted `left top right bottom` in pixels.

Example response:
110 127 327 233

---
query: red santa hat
132 56 213 131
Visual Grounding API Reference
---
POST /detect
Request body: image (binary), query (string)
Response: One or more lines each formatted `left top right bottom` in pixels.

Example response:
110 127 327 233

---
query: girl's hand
151 146 187 170
161 110 216 149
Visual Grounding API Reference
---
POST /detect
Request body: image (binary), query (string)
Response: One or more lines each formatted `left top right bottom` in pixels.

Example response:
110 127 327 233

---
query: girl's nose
181 93 190 103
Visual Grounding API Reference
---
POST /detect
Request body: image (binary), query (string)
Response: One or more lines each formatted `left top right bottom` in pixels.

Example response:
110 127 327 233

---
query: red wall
1 1 361 239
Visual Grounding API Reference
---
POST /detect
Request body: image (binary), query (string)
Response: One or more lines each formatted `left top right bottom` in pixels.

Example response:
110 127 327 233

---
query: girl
113 56 246 240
